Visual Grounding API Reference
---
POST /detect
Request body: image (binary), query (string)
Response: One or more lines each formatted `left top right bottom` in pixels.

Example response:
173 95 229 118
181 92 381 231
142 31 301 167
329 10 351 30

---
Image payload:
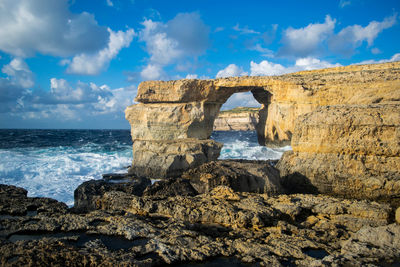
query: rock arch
125 62 400 178
125 79 275 178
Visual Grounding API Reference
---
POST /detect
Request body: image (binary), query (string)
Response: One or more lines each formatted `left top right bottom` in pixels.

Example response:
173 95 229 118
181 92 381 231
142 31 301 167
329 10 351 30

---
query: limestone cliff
277 104 400 204
213 107 259 131
126 61 400 178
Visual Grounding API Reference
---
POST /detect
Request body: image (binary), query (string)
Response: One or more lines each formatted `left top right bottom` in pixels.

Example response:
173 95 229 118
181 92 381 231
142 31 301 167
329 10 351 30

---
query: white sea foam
0 131 292 207
0 146 132 206
219 139 292 160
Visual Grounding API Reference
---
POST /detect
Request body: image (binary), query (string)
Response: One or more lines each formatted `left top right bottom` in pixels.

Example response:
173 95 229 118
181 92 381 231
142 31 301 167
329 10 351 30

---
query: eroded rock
182 159 283 195
1 184 398 267
130 139 222 178
126 62 400 178
277 104 400 204
73 175 151 213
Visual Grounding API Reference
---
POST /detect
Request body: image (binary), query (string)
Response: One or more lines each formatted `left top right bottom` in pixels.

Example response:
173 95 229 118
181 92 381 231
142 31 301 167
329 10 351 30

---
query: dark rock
142 177 198 198
0 184 68 216
0 184 399 266
73 175 151 213
182 159 283 195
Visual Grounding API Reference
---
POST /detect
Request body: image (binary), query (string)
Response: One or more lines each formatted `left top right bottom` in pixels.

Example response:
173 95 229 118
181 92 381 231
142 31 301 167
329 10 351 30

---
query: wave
0 130 291 206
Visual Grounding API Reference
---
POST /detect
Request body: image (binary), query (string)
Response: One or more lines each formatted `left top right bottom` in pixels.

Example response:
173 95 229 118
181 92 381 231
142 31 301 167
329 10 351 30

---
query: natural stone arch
125 79 278 178
126 62 400 178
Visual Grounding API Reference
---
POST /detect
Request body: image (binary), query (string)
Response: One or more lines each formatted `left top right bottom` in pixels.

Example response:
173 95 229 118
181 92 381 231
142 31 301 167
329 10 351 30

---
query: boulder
182 159 283 195
73 175 150 212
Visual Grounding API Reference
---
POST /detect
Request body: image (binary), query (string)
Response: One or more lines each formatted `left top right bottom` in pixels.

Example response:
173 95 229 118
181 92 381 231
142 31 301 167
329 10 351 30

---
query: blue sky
0 0 399 129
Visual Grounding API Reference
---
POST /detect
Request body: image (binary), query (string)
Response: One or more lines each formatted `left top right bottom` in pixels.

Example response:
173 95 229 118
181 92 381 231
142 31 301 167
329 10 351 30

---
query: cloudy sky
0 0 399 129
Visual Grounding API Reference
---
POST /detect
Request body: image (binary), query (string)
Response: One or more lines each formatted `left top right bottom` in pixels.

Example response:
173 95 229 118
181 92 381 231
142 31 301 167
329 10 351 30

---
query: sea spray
0 130 291 206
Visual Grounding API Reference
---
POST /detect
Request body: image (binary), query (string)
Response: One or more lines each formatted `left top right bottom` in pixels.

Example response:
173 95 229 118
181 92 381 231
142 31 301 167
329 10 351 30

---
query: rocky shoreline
1 160 400 266
2 62 400 266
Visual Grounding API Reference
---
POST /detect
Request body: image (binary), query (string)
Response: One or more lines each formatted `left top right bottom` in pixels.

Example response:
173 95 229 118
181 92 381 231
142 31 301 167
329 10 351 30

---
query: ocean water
0 129 291 206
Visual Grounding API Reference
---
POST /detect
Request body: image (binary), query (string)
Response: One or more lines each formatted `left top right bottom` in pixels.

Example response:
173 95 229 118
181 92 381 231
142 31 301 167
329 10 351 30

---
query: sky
0 0 399 129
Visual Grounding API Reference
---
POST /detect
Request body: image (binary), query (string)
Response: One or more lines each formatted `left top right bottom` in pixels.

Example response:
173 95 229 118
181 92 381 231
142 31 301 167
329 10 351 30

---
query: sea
0 129 291 206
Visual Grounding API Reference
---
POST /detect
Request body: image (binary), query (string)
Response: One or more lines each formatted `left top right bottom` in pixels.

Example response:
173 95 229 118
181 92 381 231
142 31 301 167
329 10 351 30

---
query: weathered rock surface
73 174 151 213
213 107 259 131
182 160 283 195
142 177 198 198
130 139 222 178
1 184 399 266
277 104 400 204
126 62 400 177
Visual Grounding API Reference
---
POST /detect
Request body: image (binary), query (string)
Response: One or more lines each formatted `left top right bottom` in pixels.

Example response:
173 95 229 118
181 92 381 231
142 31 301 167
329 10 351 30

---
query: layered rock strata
277 104 400 204
213 107 259 131
2 184 400 267
126 62 400 178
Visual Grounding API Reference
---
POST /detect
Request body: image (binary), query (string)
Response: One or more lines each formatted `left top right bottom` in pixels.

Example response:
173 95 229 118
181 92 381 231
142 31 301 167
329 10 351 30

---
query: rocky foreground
1 160 400 266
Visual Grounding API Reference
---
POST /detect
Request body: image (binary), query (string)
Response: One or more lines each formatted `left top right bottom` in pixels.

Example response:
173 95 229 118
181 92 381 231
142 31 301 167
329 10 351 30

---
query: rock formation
213 107 259 131
2 183 400 266
277 104 400 205
125 61 400 178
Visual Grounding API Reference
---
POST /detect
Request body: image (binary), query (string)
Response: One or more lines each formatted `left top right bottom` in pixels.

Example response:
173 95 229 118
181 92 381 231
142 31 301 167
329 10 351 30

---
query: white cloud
66 28 135 75
140 64 165 80
10 78 136 123
139 12 209 80
216 64 248 78
0 0 109 57
355 53 400 65
233 24 260 34
250 58 341 76
279 15 336 57
106 0 114 7
222 92 261 110
185 74 209 80
185 74 198 79
294 57 341 71
1 58 34 88
329 14 397 56
250 61 287 76
0 58 34 108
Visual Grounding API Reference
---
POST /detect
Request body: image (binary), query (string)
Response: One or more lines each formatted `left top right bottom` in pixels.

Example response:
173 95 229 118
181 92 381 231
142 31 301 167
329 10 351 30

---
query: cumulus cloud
66 28 135 75
0 58 34 106
221 92 261 110
216 64 248 78
279 15 336 57
1 58 34 88
355 53 400 65
250 58 341 76
0 0 109 57
250 61 287 76
329 14 397 56
8 78 136 124
139 12 209 80
140 64 166 81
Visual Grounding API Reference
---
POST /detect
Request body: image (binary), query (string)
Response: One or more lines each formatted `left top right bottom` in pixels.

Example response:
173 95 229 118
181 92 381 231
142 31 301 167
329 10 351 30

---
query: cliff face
126 61 400 178
277 104 400 204
213 107 259 131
